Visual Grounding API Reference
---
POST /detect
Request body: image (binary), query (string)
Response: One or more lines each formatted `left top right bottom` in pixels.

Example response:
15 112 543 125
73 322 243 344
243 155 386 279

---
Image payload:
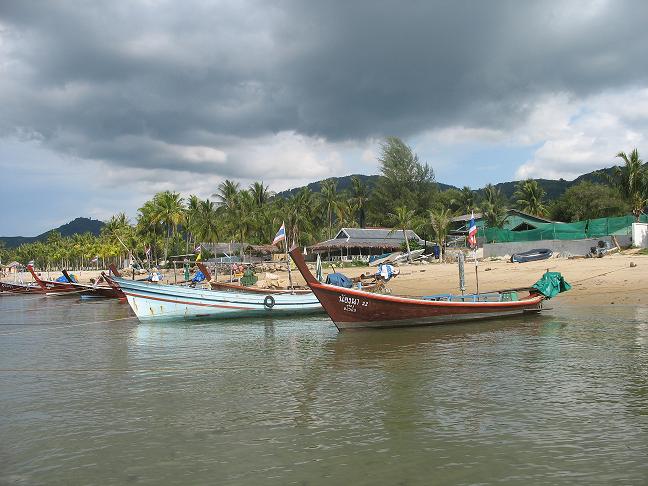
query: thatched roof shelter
309 228 424 253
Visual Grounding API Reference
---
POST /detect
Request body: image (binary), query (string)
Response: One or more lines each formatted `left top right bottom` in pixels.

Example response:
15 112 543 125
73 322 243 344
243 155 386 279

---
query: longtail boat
103 272 323 321
0 281 46 294
60 270 125 299
289 246 570 330
27 266 87 295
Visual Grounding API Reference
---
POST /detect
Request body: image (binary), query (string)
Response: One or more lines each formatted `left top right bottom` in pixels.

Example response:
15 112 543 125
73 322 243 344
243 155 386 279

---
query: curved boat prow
27 265 47 290
289 245 318 286
109 264 123 277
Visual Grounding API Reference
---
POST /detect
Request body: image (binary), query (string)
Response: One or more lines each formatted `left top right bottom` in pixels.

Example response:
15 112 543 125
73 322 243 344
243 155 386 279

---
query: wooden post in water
285 240 294 290
474 248 479 297
458 251 465 296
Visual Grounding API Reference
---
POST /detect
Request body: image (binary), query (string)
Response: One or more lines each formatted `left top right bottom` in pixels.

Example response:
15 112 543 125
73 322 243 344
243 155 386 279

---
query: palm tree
480 184 509 229
335 199 360 228
137 199 165 263
320 179 339 238
451 186 476 215
249 181 274 208
102 213 133 267
610 149 648 221
233 190 255 255
184 195 201 252
350 176 369 227
285 187 318 246
388 205 417 261
514 179 548 217
152 191 185 262
214 179 240 211
193 199 220 253
429 207 452 262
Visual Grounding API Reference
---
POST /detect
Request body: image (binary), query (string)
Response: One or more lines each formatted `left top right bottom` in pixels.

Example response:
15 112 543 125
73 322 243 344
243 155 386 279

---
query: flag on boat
467 211 477 248
91 256 99 263
272 222 286 245
194 244 202 254
28 260 34 267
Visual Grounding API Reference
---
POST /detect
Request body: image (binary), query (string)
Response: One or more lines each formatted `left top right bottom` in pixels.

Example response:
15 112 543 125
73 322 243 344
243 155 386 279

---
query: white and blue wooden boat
106 275 323 321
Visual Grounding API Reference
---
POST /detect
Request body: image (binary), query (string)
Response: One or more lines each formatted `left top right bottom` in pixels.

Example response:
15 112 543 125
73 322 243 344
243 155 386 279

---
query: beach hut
2 261 24 275
308 227 425 262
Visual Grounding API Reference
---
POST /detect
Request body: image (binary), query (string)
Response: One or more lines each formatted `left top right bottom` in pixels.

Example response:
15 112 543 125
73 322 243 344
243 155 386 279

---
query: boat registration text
339 295 368 313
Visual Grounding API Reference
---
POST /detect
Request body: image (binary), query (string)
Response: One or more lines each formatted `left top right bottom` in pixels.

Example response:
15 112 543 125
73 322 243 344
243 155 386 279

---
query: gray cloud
1 0 648 177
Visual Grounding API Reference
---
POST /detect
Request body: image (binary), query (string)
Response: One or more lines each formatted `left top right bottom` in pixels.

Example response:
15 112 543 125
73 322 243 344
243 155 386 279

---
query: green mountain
275 174 457 198
275 165 615 203
492 167 613 201
0 217 104 249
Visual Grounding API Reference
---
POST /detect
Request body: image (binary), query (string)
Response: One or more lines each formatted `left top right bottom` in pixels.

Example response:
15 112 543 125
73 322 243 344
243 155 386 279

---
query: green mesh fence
483 214 647 243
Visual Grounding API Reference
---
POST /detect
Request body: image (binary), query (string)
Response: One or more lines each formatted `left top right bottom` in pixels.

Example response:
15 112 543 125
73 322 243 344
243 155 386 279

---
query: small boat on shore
511 248 553 263
103 272 323 321
289 246 570 330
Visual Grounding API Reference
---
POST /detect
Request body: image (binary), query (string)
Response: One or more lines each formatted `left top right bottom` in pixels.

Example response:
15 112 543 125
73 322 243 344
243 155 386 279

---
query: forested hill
0 166 622 249
276 166 613 201
492 167 613 200
0 217 104 249
275 174 458 198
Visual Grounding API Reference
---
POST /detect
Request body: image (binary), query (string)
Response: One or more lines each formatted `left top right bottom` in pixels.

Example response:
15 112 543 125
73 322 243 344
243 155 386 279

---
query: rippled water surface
1 295 648 485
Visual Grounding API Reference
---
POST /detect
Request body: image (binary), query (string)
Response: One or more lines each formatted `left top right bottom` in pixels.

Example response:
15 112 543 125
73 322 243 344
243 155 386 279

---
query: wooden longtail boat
289 246 567 331
103 273 323 321
60 270 125 299
27 266 88 295
0 281 46 294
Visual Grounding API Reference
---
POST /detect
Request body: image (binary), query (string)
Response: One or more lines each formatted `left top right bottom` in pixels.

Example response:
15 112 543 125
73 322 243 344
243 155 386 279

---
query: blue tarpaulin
192 271 206 282
326 272 353 288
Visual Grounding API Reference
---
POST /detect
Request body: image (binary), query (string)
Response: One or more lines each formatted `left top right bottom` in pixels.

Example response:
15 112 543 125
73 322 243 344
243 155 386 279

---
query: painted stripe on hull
126 294 322 320
334 307 542 330
113 276 323 321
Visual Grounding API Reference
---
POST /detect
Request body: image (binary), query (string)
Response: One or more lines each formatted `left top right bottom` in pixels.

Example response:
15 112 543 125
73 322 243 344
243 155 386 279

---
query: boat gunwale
305 280 544 308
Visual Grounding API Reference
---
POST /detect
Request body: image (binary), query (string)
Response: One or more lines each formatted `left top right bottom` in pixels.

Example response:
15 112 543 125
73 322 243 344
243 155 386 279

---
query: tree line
1 139 645 269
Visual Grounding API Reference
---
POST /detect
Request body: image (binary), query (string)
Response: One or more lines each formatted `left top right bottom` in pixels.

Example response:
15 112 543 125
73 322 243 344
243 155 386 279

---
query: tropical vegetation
2 142 646 269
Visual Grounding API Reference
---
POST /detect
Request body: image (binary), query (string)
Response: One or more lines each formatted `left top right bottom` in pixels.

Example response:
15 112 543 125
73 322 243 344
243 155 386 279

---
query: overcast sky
1 0 648 235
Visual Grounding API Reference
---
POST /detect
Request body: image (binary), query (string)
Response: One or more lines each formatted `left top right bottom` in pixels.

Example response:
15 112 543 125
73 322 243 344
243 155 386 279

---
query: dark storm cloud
0 0 647 173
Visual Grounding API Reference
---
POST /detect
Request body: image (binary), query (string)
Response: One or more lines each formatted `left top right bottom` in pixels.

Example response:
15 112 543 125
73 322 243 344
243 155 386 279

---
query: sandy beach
5 252 646 306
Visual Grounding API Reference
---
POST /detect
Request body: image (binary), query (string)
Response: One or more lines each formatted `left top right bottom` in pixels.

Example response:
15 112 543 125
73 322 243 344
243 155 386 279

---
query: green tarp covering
240 268 258 286
484 214 648 243
531 272 572 299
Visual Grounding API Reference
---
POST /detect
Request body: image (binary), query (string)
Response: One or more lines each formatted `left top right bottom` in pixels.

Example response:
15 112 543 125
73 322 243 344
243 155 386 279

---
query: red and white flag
272 222 286 246
467 212 477 248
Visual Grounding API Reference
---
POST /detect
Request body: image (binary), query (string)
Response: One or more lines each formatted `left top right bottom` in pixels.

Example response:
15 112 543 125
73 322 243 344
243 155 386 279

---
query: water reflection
2 299 648 484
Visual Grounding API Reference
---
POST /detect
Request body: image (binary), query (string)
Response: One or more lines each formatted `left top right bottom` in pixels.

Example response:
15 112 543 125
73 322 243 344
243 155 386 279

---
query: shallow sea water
1 294 648 485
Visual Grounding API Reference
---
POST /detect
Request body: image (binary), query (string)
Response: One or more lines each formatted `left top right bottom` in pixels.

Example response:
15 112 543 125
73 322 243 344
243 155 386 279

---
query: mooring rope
569 266 631 285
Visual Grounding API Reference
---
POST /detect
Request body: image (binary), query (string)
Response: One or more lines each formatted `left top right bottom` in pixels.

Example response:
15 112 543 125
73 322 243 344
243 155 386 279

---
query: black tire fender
264 295 275 310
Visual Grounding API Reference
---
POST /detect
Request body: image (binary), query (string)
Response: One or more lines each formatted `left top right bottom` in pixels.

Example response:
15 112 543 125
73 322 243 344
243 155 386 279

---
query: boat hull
511 248 553 263
0 281 45 294
309 284 544 330
110 277 323 321
289 246 545 331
